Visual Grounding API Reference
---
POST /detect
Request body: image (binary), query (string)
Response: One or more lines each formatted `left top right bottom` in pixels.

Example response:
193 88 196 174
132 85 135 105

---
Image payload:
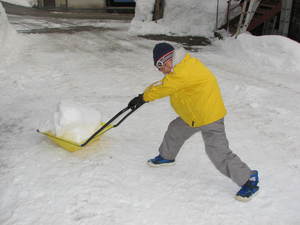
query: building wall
289 0 300 42
55 0 68 8
55 0 66 8
37 0 43 7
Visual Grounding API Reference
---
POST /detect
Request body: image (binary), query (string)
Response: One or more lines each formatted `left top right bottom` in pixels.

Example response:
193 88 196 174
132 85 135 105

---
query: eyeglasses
155 50 174 70
156 60 165 69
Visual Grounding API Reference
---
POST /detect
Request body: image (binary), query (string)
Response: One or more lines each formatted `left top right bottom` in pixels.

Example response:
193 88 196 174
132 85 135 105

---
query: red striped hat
153 42 175 67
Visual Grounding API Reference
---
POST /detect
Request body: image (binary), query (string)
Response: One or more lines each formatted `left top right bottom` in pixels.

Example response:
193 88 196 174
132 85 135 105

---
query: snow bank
44 102 103 143
214 33 300 72
130 0 238 37
131 0 156 22
0 3 18 51
1 0 36 7
0 2 27 63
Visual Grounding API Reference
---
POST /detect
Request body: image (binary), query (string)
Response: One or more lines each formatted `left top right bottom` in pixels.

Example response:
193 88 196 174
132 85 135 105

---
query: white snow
1 0 36 7
0 3 17 50
215 33 300 73
44 101 103 143
1 10 300 225
0 3 26 66
130 0 240 37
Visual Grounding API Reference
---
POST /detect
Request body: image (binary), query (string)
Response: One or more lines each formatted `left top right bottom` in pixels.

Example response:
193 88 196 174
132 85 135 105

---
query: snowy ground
1 13 300 225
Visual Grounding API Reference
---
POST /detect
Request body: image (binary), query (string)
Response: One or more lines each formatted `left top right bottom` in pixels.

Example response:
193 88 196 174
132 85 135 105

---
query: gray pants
159 117 251 186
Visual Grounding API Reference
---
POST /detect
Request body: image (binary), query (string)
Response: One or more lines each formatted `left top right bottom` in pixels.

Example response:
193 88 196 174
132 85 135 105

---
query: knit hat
153 42 175 67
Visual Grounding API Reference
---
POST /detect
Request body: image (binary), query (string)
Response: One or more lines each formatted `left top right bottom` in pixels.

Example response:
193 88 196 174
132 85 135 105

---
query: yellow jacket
143 53 227 127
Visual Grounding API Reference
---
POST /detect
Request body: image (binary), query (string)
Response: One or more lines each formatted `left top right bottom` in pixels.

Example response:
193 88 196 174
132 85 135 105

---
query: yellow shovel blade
38 123 114 152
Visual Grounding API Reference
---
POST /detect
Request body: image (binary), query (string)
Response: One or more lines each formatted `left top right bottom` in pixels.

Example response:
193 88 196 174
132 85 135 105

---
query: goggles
155 50 174 69
156 60 165 69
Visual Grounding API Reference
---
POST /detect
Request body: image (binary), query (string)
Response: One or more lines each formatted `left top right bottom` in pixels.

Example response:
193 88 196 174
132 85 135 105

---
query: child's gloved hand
128 94 146 110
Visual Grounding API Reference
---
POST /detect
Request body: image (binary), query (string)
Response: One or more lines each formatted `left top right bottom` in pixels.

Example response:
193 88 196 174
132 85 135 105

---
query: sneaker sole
147 161 176 167
235 189 259 202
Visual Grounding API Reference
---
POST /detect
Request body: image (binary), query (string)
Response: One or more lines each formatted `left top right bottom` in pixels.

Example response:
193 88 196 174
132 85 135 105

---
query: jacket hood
173 47 187 67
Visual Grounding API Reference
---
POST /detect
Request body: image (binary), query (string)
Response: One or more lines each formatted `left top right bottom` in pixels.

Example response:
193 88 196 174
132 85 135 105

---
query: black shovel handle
81 104 142 147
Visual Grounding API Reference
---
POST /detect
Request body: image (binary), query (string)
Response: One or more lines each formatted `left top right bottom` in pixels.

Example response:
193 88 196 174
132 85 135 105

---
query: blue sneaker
147 155 175 167
235 170 259 202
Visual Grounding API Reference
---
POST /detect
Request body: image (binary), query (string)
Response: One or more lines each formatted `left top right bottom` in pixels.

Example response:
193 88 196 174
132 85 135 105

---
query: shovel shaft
81 104 142 147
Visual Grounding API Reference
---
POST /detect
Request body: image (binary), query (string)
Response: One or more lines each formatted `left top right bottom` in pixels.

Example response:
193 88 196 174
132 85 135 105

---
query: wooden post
279 0 293 36
226 0 232 32
153 0 165 22
215 0 220 31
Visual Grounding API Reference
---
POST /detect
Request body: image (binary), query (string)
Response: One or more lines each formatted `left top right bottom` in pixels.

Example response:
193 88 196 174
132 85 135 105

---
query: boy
128 42 259 201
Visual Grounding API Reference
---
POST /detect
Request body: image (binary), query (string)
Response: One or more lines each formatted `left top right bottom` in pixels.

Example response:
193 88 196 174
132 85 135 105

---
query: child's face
159 59 173 75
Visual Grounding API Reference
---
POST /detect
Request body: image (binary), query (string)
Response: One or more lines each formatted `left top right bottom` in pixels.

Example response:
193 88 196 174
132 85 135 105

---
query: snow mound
214 33 300 72
0 3 18 50
0 2 26 64
53 101 102 143
130 0 237 37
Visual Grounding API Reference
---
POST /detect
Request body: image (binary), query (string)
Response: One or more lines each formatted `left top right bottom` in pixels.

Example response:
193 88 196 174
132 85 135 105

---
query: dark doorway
44 0 55 8
289 0 300 42
107 0 135 7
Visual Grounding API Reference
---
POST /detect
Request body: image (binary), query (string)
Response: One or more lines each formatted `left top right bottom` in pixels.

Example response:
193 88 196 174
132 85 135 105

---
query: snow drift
214 33 300 73
0 3 18 50
130 0 239 37
0 2 26 63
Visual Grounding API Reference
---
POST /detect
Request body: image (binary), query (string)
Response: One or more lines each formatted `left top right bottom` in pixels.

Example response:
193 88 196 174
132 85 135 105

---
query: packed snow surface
1 12 300 225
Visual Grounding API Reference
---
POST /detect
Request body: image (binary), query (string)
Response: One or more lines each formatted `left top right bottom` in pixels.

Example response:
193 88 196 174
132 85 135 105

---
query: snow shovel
37 105 139 152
